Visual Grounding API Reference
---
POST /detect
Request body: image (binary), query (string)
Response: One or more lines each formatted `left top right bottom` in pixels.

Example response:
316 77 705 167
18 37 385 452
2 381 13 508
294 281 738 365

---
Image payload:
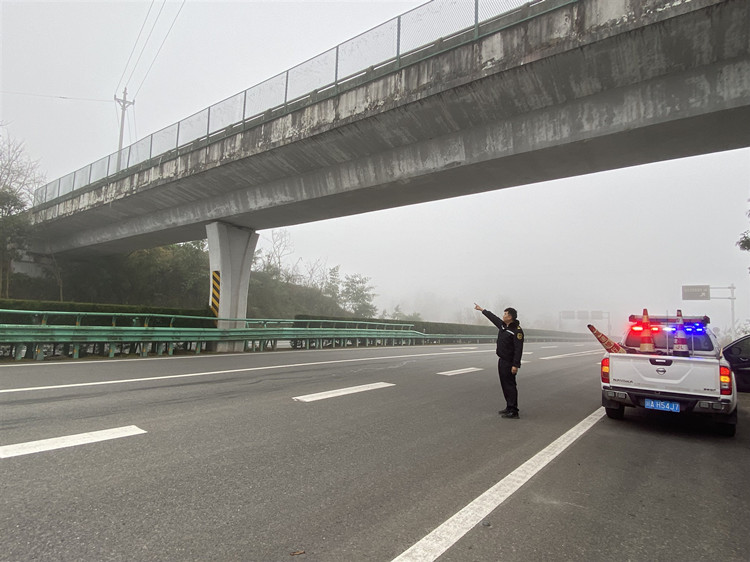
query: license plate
645 398 680 413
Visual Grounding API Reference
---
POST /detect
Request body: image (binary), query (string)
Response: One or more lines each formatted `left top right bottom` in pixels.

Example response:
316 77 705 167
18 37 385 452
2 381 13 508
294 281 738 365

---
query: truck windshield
624 327 715 352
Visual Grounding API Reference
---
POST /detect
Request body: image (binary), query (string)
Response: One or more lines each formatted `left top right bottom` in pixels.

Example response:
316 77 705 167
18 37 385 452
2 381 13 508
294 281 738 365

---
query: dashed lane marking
391 408 607 561
0 350 487 394
0 425 147 459
437 367 483 376
292 382 395 402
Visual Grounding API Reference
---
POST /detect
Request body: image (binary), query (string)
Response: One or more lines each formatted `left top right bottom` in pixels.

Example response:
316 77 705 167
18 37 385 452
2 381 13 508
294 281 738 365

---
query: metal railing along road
32 0 574 208
0 308 500 361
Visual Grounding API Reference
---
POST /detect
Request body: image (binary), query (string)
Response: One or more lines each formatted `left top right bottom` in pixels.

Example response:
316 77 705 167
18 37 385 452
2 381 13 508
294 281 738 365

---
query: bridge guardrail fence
32 0 576 208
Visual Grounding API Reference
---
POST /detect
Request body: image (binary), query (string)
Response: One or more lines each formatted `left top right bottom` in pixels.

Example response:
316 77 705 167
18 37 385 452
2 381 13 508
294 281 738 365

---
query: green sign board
682 285 710 300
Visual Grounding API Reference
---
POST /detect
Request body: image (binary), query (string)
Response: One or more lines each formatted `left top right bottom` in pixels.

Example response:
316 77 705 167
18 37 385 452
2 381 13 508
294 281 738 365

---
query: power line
124 0 169 89
115 0 156 95
1 91 110 103
134 0 187 98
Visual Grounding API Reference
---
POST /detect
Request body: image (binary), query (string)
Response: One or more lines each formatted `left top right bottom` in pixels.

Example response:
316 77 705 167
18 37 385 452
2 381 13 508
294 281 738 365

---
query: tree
0 126 45 298
341 273 377 317
0 188 30 297
0 126 46 207
737 210 750 251
323 265 341 304
257 229 295 280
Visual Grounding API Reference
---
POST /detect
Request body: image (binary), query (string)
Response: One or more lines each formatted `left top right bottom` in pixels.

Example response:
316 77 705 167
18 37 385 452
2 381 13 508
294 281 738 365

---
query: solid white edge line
539 350 603 360
391 408 607 562
0 425 147 459
437 368 483 376
293 382 395 402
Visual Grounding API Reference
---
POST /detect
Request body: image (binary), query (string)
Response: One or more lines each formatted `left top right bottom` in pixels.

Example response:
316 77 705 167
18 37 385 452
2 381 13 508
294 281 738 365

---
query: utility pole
114 87 135 173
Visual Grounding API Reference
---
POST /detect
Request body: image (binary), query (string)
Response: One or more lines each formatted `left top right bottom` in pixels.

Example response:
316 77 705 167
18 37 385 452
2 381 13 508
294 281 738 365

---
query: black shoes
501 411 519 419
498 408 511 415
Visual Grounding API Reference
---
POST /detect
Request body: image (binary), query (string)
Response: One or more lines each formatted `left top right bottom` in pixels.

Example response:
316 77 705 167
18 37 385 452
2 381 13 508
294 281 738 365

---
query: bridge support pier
206 222 259 352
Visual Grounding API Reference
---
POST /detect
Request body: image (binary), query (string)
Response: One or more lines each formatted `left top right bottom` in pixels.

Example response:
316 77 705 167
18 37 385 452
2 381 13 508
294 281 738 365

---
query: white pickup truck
597 311 743 436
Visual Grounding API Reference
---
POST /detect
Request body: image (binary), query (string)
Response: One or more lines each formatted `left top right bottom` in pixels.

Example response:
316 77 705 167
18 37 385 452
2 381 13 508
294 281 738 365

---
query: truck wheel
716 422 736 437
605 406 625 420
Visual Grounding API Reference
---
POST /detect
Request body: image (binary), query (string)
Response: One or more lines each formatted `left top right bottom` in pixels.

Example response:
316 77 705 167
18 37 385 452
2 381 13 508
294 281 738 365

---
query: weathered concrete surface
206 222 259 349
30 0 750 255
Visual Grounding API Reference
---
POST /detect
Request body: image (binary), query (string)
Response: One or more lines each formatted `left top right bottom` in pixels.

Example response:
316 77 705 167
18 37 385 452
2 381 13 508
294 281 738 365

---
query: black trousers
498 358 518 412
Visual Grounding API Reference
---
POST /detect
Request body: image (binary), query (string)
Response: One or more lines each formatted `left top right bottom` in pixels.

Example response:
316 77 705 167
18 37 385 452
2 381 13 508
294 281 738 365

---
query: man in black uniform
474 303 524 418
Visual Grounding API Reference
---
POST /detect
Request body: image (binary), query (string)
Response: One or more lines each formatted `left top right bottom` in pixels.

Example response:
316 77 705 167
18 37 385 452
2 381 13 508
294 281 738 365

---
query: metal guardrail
0 309 497 361
32 0 576 208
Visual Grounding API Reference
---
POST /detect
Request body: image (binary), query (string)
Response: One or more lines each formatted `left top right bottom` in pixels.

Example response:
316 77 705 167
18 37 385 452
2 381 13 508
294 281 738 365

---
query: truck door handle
649 358 673 366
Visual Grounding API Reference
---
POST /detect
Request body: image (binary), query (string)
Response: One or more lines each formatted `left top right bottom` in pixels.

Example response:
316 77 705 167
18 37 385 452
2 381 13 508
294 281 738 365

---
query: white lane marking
539 350 604 360
0 425 147 459
442 347 478 351
540 346 558 349
0 350 487 394
437 367 483 376
523 351 533 355
293 382 394 402
391 408 606 562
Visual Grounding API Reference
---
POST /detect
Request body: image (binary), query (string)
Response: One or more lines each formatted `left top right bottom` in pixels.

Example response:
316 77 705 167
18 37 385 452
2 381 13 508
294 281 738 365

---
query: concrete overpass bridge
28 0 750 339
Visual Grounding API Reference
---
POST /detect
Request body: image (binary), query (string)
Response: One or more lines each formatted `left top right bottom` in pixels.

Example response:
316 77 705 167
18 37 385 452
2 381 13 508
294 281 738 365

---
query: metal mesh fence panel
114 147 130 173
89 155 110 183
59 173 75 196
178 109 209 146
287 48 337 101
38 180 59 204
129 136 152 167
152 124 178 155
478 0 529 22
338 19 399 79
400 0 475 53
73 166 91 189
244 74 287 119
108 154 119 177
209 91 245 134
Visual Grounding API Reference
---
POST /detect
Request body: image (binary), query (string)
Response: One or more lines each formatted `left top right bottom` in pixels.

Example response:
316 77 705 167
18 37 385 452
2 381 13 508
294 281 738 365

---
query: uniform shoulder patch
517 332 524 340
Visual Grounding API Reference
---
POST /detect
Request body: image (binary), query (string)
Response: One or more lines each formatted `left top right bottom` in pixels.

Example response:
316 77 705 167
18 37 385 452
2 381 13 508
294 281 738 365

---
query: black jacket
482 309 524 368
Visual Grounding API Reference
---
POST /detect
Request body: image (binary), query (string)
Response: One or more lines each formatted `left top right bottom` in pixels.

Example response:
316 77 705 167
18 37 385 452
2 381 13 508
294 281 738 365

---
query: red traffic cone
673 309 689 357
587 324 626 354
639 308 655 353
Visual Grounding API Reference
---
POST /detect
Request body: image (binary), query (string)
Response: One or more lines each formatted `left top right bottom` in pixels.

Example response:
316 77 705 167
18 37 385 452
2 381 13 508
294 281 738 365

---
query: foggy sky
2 1 748 335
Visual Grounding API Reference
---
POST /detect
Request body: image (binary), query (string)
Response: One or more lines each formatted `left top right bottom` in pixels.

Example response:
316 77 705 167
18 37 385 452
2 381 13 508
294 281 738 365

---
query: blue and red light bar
627 314 710 325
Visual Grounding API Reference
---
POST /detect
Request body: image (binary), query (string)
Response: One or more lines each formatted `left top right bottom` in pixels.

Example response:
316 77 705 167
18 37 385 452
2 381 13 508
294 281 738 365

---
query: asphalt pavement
1 342 748 561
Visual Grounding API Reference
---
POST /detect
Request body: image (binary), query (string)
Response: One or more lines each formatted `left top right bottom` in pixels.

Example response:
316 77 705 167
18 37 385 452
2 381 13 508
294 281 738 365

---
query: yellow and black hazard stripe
210 270 220 318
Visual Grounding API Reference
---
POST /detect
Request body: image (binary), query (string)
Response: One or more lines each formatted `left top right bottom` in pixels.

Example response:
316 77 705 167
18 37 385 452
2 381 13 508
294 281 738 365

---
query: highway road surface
2 342 749 561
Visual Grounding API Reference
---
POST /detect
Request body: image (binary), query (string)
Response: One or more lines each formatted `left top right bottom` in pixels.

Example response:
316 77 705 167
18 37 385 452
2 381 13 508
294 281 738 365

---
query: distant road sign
561 311 576 320
682 285 710 300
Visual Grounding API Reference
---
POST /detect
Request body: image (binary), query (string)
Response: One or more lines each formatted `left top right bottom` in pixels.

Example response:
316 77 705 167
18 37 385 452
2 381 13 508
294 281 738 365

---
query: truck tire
605 405 625 420
716 422 736 437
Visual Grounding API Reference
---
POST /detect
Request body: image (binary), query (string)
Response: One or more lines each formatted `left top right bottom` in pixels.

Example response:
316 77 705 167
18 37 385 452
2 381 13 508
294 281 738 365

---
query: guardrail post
141 316 149 357
73 315 82 359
